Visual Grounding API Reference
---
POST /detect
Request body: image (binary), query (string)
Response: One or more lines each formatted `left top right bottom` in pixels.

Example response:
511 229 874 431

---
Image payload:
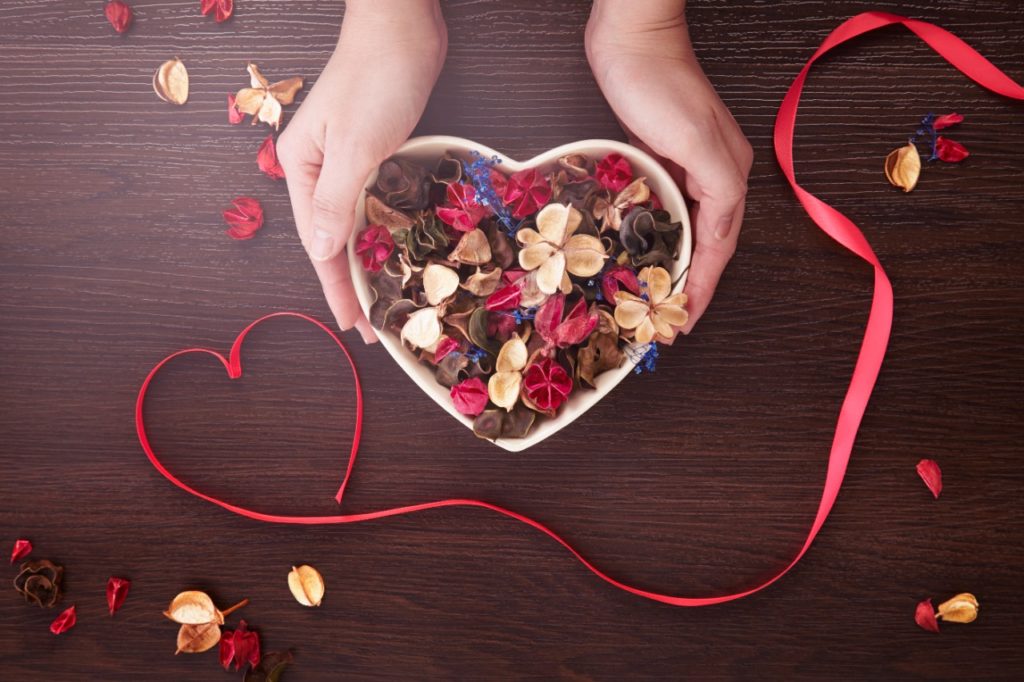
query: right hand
277 0 448 342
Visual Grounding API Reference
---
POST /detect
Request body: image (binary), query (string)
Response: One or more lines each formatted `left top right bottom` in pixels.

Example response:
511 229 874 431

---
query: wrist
586 0 691 66
342 0 448 61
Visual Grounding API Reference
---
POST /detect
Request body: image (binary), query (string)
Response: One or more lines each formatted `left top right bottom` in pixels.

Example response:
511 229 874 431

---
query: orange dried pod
884 142 921 192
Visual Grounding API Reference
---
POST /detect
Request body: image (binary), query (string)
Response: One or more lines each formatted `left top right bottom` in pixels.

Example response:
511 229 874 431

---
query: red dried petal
223 197 264 240
502 168 552 219
594 152 633 192
10 538 31 564
104 1 133 33
435 183 488 232
434 337 459 363
601 265 641 305
534 293 565 343
219 629 236 669
227 94 244 124
50 605 77 635
106 576 130 616
450 377 488 416
488 312 518 341
553 299 598 348
935 136 969 163
485 283 522 311
522 357 573 412
354 225 394 272
200 0 233 23
915 598 940 633
257 135 285 180
933 113 964 131
916 459 942 499
500 269 527 286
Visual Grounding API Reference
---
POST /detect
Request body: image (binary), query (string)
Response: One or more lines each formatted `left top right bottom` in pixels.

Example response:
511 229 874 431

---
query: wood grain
1 0 1022 679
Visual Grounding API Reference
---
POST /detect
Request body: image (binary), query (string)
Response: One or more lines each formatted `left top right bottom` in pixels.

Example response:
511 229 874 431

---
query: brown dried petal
884 142 921 192
268 77 304 106
154 58 189 105
14 560 64 608
367 269 402 329
486 223 515 269
366 194 414 231
234 87 265 115
473 409 504 440
436 350 471 387
176 622 221 654
577 327 624 387
558 153 592 178
500 404 537 438
936 593 979 623
451 229 492 265
461 267 502 297
287 565 325 607
164 590 222 625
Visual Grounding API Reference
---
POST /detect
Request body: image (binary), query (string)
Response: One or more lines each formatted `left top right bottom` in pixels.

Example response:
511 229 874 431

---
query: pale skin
277 0 752 344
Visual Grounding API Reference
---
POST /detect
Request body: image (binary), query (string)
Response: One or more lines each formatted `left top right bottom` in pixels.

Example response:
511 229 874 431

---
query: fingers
308 147 370 263
311 254 378 343
680 197 744 334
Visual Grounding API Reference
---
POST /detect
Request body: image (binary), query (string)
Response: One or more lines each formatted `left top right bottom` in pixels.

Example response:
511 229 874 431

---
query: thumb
307 151 370 262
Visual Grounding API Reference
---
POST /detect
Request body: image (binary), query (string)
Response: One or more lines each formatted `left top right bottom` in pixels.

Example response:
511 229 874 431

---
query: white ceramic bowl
349 136 691 451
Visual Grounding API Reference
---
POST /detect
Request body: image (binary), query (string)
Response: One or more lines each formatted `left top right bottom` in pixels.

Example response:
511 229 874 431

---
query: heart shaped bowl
350 136 691 452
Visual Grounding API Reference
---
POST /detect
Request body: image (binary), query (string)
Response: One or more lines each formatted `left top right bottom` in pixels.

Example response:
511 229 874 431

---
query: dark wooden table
1 1 1022 679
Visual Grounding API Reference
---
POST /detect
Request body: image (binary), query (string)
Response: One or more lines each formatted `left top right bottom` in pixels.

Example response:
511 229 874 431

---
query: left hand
586 2 753 335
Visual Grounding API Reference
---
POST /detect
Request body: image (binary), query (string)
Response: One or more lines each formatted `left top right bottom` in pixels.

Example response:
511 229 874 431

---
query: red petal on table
227 94 244 124
104 1 133 33
223 197 264 240
257 135 285 180
916 459 942 499
933 113 964 130
434 337 459 363
915 598 940 633
50 605 77 635
10 538 31 563
106 577 130 616
485 283 522 311
450 377 488 416
221 621 259 671
218 628 236 669
200 0 233 22
935 136 969 162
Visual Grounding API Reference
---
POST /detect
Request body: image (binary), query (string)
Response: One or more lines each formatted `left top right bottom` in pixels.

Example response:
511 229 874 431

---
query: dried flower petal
601 265 641 303
221 620 261 671
932 113 964 130
595 152 633 192
400 306 442 349
234 63 303 130
915 598 940 633
164 590 222 625
288 565 325 607
200 0 234 23
13 559 63 607
153 58 189 105
434 336 460 363
485 283 522 311
916 459 942 499
461 267 502 297
451 377 488 416
50 605 76 635
423 263 460 306
884 142 921 192
106 576 130 616
436 183 488 232
104 1 133 33
522 356 573 414
365 194 414 231
450 228 492 265
355 225 394 272
10 538 31 564
502 168 552 219
936 593 979 623
257 135 285 180
223 197 264 240
496 334 528 373
176 622 222 654
244 650 295 682
227 94 245 124
488 369 522 412
935 136 969 163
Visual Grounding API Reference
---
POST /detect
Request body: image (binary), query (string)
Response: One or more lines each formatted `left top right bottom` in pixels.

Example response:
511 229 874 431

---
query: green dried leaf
468 307 502 357
472 409 504 440
244 650 295 682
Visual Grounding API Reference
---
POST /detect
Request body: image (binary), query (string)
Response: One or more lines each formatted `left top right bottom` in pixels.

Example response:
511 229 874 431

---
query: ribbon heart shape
137 13 1023 606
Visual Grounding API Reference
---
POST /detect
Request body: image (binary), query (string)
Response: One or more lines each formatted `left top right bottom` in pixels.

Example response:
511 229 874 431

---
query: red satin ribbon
136 13 1023 606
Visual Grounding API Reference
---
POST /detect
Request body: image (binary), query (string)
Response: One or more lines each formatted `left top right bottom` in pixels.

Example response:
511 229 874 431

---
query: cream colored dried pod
488 335 528 411
163 590 221 625
153 58 189 105
175 622 221 655
450 228 492 265
400 306 442 349
423 263 459 306
288 565 325 607
884 142 921 192
936 593 979 623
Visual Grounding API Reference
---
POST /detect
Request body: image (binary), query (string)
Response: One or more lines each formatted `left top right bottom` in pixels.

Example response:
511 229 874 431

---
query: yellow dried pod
175 622 221 654
936 593 979 623
163 590 221 625
288 565 325 607
884 142 921 192
153 58 189 105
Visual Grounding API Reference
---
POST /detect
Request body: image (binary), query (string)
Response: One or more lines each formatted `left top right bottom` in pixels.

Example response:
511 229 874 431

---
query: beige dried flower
516 203 606 295
613 266 688 344
234 63 303 130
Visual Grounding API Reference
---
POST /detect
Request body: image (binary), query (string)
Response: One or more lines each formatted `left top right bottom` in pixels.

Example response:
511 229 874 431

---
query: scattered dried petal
884 142 921 192
257 135 285 180
234 63 303 130
104 1 133 34
227 93 245 124
485 283 522 311
220 620 261 671
10 538 31 564
287 565 324 607
106 576 130 616
223 197 264 240
935 136 969 163
932 113 964 130
176 622 222 654
936 593 979 623
153 58 189 105
916 459 942 499
50 605 76 635
451 377 488 416
915 598 940 633
200 0 234 23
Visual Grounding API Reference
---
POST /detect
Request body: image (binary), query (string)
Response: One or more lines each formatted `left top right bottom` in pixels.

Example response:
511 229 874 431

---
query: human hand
277 0 447 342
585 0 752 335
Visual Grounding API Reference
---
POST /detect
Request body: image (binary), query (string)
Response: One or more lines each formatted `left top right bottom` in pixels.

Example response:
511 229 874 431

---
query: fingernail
311 229 335 261
714 214 734 240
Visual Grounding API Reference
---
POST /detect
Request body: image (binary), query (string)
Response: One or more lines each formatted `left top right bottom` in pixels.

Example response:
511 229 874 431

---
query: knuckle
311 191 350 220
